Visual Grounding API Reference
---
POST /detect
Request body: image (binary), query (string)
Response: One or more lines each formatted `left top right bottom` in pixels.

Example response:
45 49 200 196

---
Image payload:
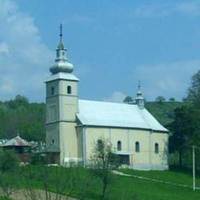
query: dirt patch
7 189 77 200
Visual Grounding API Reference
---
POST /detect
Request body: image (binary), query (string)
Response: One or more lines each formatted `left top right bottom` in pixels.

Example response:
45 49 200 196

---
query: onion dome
135 81 145 109
50 24 74 74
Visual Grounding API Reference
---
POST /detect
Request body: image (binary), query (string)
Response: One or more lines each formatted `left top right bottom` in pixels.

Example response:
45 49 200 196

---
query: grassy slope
146 101 183 127
16 166 200 200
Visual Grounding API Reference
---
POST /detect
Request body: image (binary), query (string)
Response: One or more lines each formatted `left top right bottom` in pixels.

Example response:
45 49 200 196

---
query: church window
51 86 55 95
52 139 55 144
117 141 122 151
67 85 72 94
155 143 159 154
135 141 140 152
97 139 104 151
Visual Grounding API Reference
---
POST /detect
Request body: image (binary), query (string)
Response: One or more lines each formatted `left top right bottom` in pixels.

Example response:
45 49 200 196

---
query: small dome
50 25 74 74
50 61 74 74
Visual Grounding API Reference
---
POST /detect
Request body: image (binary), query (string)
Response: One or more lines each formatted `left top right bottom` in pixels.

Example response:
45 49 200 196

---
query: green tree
91 139 119 200
155 96 166 103
123 96 133 104
0 150 19 199
187 70 200 106
169 97 175 102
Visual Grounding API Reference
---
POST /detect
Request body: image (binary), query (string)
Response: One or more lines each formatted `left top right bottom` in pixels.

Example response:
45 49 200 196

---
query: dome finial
50 24 74 74
136 80 145 109
59 23 63 43
138 80 141 91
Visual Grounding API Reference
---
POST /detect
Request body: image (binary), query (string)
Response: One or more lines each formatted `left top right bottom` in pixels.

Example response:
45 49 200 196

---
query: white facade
45 27 169 170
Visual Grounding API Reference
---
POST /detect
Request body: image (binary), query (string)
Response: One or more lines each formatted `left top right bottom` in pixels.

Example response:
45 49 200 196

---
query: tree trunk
179 149 182 168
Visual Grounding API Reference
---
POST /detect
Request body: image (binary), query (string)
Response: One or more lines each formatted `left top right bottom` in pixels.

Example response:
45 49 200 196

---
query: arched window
135 141 140 152
117 141 122 151
155 143 159 154
51 86 55 95
67 85 72 94
97 139 104 151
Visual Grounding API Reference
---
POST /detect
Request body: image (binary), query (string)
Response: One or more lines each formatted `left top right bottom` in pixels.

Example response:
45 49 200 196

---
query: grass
1 166 200 200
119 167 200 187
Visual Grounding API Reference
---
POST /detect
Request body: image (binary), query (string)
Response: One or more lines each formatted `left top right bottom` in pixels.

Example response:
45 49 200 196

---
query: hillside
0 96 182 141
146 101 183 127
0 96 45 141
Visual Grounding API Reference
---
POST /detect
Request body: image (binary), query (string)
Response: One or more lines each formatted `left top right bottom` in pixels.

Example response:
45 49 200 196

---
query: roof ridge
79 99 135 106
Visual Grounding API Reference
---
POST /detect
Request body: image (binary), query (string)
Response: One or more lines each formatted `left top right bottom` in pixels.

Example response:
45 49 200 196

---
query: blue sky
1 0 200 102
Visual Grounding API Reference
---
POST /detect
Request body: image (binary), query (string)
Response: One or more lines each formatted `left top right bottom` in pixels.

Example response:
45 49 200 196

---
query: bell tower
45 24 79 164
135 81 145 109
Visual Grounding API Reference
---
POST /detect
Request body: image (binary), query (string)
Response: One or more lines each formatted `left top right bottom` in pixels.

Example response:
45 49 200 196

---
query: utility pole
193 145 196 191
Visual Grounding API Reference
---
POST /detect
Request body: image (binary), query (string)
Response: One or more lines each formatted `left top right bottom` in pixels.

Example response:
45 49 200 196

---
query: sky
0 0 200 102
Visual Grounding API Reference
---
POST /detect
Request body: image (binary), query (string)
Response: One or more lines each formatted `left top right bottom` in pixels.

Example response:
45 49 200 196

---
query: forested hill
146 101 183 127
0 95 45 141
0 95 182 141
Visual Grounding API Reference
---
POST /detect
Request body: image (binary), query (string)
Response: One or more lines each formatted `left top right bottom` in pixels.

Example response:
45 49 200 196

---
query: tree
155 96 166 103
169 97 175 102
169 106 189 167
90 139 119 200
187 70 200 106
123 96 133 104
0 150 19 199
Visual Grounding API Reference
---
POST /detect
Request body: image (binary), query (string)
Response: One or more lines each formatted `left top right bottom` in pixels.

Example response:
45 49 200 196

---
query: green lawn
1 166 200 200
119 168 200 187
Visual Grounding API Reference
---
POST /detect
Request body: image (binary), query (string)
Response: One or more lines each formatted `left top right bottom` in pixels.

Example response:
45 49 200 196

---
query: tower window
155 143 159 154
67 85 72 94
51 87 55 95
135 141 140 152
117 141 122 151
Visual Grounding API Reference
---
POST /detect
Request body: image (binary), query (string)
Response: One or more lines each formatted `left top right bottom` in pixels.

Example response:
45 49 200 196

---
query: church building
45 25 169 170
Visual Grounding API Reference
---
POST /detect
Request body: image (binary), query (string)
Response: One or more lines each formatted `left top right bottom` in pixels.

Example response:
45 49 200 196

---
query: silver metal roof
3 136 31 147
77 100 168 132
45 72 79 82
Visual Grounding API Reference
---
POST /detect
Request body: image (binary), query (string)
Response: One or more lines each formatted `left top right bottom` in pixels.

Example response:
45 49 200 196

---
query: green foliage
0 150 19 173
187 70 200 106
155 96 166 103
91 139 119 199
3 165 200 200
0 95 45 141
0 197 13 200
30 153 47 165
169 97 176 102
123 96 133 104
0 150 20 199
146 101 182 127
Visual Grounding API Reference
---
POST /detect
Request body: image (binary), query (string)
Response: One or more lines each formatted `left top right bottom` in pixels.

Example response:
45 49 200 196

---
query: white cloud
133 4 170 18
0 0 53 101
104 91 127 103
133 60 200 100
0 78 14 94
176 2 200 16
0 42 9 54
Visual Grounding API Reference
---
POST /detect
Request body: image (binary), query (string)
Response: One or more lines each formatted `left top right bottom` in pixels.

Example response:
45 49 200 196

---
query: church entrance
118 154 130 165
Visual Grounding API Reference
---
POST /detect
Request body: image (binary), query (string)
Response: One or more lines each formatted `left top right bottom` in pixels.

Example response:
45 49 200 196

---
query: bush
0 196 13 200
0 150 19 173
30 153 47 165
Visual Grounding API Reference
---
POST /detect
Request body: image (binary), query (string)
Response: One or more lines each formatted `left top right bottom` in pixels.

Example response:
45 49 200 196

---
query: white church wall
84 126 168 170
150 132 169 170
59 122 79 165
46 123 60 152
